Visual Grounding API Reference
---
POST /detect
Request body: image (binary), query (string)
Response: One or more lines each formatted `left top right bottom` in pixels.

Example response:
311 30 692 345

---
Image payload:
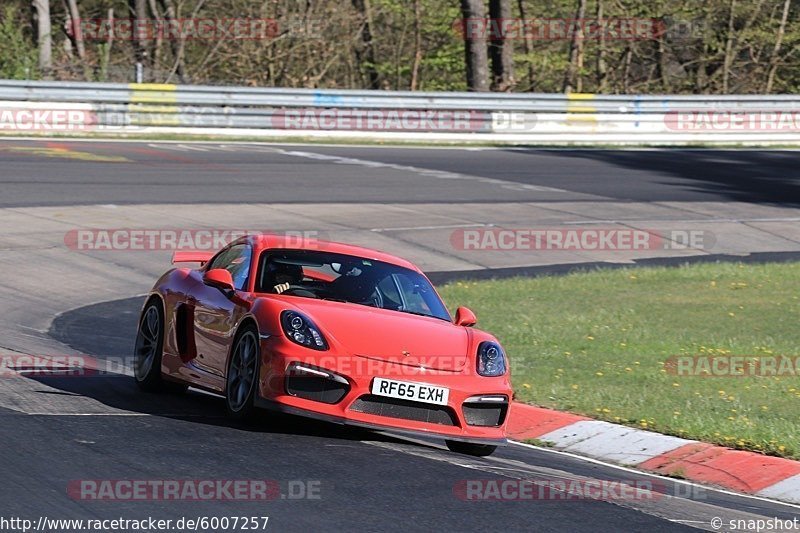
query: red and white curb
507 402 800 505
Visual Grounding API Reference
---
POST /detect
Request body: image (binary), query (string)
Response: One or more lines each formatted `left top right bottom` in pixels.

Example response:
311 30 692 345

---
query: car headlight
280 311 328 351
477 341 506 377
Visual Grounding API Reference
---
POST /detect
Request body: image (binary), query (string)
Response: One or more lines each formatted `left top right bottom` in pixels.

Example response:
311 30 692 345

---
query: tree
159 0 186 83
0 5 38 79
459 0 489 91
595 0 607 92
516 0 534 90
409 0 424 90
353 0 380 89
31 0 51 74
65 0 86 62
131 0 150 71
765 0 792 93
6 0 798 93
722 0 736 93
562 0 586 93
489 0 514 91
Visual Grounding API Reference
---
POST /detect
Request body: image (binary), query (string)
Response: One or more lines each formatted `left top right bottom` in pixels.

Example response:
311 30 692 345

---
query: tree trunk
656 38 669 92
765 0 791 93
159 0 186 83
460 0 489 91
65 0 91 79
562 0 586 93
101 8 114 80
410 0 422 90
352 0 380 89
695 8 711 92
32 0 52 74
722 0 736 93
516 0 534 90
147 0 163 71
622 45 632 93
62 0 73 59
489 0 514 91
595 0 607 92
65 0 85 61
131 0 151 70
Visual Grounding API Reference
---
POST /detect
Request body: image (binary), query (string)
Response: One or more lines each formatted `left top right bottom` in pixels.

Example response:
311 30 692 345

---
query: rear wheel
134 299 187 393
445 440 497 457
225 326 260 420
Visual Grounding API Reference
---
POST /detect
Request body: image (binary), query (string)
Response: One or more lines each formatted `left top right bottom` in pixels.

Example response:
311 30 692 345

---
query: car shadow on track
42 296 398 445
501 149 800 205
28 373 384 443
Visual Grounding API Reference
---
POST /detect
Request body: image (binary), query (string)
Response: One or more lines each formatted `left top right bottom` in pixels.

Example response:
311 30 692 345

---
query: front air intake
462 396 508 427
285 363 349 404
350 395 458 426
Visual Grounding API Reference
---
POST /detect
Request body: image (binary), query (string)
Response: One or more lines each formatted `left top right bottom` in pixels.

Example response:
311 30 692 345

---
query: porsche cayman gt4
134 234 512 456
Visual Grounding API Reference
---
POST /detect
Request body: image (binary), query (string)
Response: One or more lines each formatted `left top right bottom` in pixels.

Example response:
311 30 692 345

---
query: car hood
290 299 468 371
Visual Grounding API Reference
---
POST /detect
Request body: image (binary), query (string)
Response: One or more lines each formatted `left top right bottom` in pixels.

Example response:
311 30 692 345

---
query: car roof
247 234 421 272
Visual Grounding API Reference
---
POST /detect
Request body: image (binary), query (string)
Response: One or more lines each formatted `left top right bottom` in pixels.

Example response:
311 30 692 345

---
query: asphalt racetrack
1 139 799 532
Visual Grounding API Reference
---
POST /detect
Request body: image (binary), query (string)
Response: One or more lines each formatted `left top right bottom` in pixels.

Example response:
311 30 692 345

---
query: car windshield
256 249 451 321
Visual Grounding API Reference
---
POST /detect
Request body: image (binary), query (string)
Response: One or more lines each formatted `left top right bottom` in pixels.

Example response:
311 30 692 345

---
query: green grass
524 438 555 448
438 262 800 459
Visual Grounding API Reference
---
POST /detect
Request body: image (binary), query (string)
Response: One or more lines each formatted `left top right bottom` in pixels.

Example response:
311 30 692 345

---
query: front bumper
254 396 507 445
257 336 511 445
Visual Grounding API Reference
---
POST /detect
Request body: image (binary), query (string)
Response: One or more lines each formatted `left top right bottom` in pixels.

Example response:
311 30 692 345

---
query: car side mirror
454 306 477 327
203 268 235 292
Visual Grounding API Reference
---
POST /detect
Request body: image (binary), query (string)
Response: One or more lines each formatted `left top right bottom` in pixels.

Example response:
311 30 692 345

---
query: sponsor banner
490 112 538 132
271 109 488 132
0 109 98 131
665 111 800 132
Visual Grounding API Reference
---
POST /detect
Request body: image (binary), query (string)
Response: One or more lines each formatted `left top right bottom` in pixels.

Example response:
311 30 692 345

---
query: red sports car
134 234 512 456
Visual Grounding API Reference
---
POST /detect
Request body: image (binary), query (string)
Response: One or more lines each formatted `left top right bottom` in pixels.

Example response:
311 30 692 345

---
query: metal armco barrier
0 80 798 144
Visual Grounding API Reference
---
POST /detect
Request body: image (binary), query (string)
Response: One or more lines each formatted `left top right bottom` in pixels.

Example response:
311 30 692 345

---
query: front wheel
445 440 497 457
225 326 260 420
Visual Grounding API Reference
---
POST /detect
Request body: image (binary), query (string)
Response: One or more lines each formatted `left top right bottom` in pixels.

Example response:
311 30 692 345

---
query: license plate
371 377 449 406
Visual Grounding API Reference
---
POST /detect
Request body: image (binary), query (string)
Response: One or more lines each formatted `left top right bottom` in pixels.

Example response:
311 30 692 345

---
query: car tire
134 299 187 393
225 325 260 420
445 440 497 457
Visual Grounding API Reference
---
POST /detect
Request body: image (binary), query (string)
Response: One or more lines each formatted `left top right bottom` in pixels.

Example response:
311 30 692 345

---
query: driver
267 262 303 294
330 261 378 303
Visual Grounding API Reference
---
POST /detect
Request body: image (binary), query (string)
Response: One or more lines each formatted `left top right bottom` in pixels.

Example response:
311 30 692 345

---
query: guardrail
0 80 798 144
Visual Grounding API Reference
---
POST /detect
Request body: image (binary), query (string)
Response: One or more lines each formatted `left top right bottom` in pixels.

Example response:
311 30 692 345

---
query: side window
395 273 433 314
377 275 402 308
208 244 252 290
